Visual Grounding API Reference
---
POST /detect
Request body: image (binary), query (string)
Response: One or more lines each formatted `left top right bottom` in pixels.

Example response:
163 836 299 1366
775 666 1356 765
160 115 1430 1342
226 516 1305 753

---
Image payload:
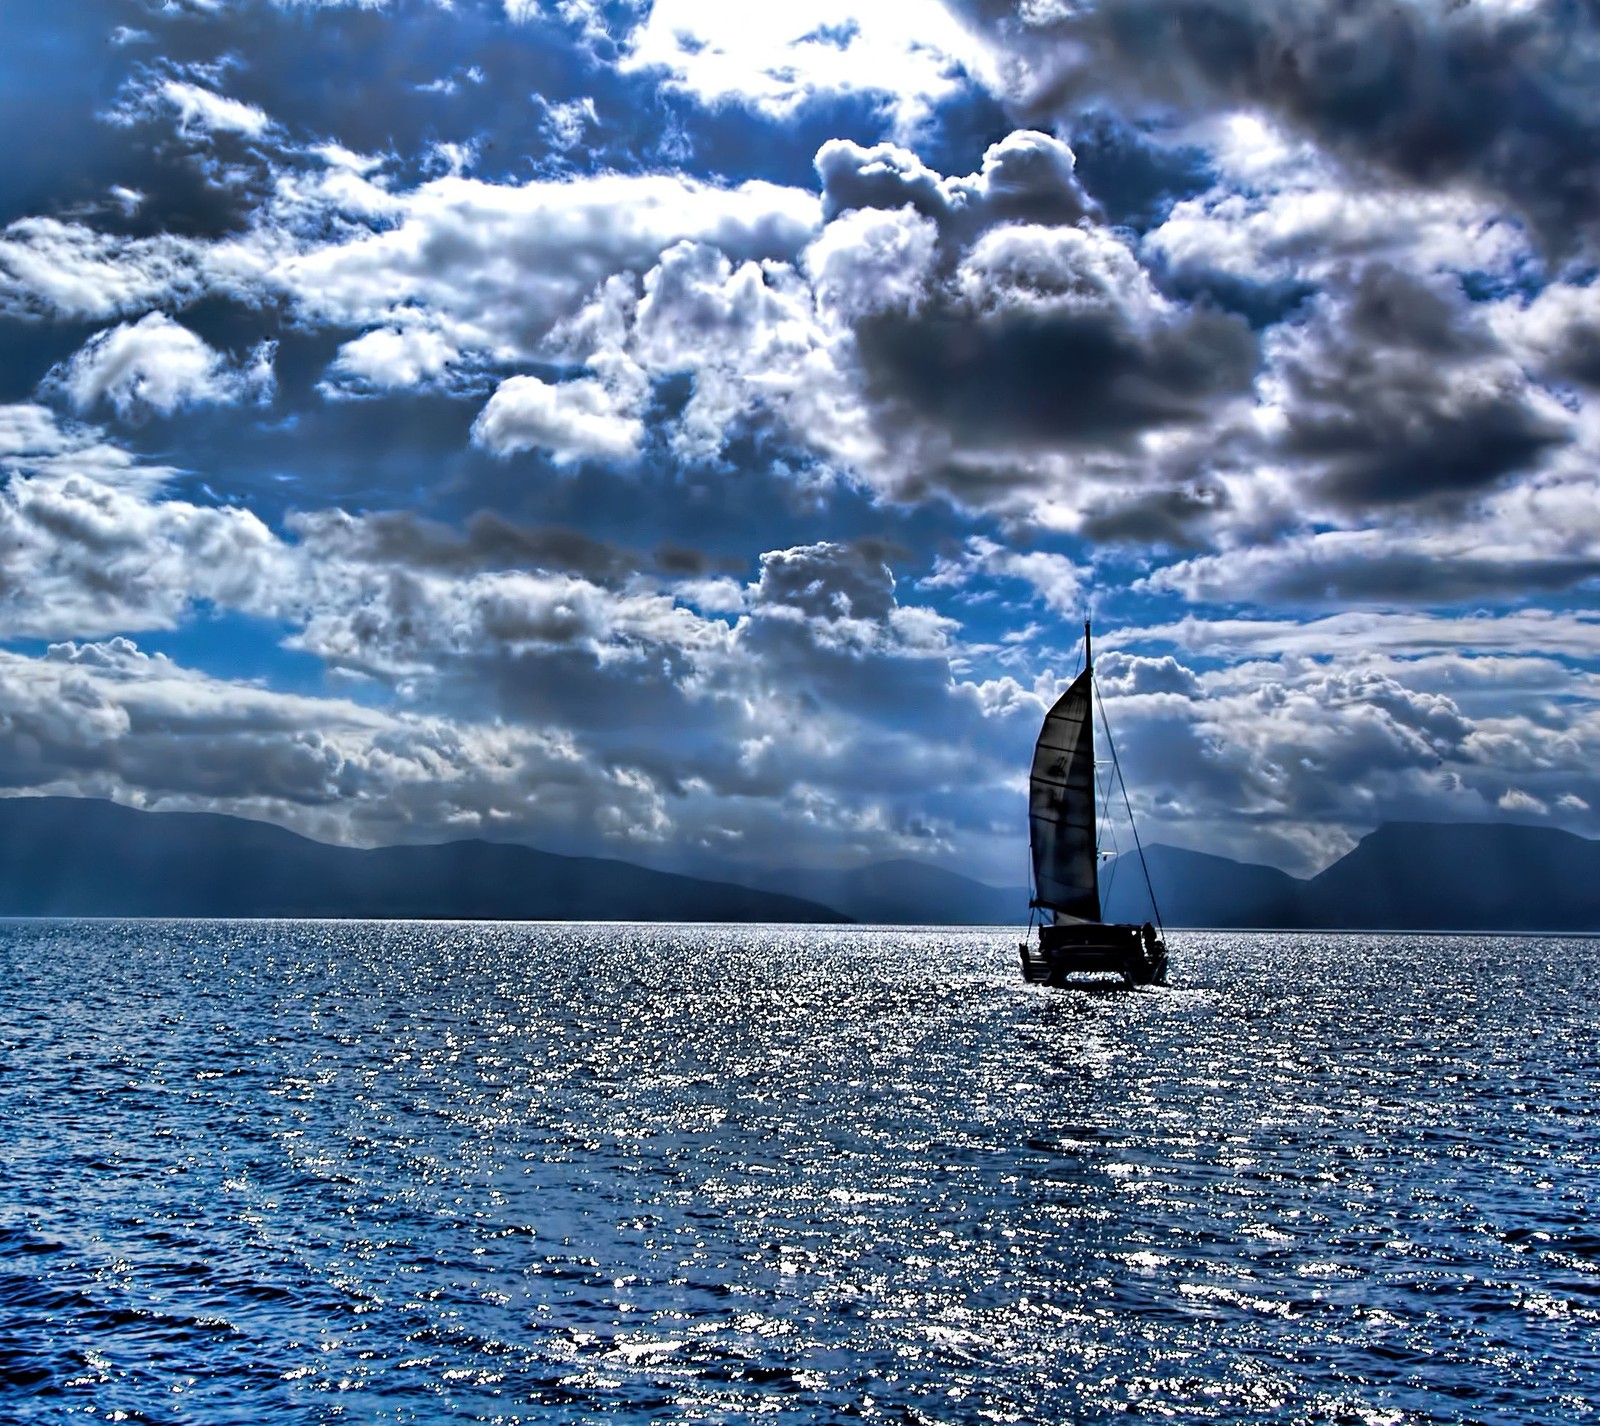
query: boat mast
1084 618 1092 675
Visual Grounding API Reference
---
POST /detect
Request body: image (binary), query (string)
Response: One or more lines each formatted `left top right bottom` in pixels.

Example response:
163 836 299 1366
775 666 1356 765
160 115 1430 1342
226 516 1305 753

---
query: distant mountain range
1285 821 1600 931
735 859 1022 927
742 824 1600 932
1109 824 1600 931
1 796 1598 931
0 797 844 923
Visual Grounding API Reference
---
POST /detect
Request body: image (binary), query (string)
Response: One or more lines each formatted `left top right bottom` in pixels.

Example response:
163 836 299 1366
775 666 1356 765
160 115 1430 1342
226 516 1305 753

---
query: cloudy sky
4 0 1600 882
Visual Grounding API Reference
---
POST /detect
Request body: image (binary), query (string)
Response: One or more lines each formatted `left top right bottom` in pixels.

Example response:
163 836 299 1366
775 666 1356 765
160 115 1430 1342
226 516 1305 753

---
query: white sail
1028 668 1101 923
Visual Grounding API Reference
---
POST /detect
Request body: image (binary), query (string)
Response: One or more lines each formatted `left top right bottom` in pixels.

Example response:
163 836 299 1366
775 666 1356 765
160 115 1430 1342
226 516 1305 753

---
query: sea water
1 922 1596 1424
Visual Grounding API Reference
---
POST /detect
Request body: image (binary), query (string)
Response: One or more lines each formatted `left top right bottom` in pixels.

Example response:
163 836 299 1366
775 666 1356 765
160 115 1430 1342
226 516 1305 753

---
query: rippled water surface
2 923 1598 1423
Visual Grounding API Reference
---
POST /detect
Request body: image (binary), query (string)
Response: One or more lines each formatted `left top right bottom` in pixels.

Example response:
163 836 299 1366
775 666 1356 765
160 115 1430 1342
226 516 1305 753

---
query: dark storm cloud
856 290 1254 450
654 542 719 577
93 0 603 190
1148 528 1600 607
290 507 733 586
1078 483 1230 549
950 0 1600 254
797 134 1260 498
851 221 1256 452
1231 551 1600 606
296 508 622 581
1272 264 1569 509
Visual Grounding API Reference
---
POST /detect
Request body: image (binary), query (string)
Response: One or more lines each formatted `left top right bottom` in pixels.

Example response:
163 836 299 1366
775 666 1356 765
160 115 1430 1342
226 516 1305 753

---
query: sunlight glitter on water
0 922 1597 1423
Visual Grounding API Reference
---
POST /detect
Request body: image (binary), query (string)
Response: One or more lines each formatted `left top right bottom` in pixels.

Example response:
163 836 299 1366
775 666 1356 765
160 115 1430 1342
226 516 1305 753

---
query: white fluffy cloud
154 80 274 138
0 219 221 321
470 374 643 463
1146 113 1533 286
279 171 821 359
12 112 1575 556
0 637 670 852
1124 609 1600 664
54 312 274 417
1079 637 1600 871
0 459 286 640
522 136 1255 510
106 67 278 141
323 322 461 393
616 0 995 133
1141 457 1600 605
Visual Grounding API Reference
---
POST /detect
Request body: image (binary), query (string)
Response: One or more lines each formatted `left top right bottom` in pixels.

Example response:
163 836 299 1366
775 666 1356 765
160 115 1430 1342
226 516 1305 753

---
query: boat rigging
1019 620 1168 988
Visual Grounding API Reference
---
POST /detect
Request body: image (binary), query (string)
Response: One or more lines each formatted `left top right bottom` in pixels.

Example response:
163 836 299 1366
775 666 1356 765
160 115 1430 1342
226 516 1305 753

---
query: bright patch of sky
617 0 998 134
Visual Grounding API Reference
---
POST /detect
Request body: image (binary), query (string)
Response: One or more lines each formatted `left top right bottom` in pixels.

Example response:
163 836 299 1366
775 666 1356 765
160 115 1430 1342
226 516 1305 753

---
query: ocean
1 922 1596 1423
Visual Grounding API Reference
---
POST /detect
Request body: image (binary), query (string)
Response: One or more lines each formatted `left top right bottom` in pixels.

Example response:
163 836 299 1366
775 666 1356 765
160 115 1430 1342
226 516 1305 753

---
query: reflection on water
1 922 1597 1422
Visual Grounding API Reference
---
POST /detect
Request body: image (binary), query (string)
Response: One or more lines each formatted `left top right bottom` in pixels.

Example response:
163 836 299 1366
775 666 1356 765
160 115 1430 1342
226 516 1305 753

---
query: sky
3 0 1600 883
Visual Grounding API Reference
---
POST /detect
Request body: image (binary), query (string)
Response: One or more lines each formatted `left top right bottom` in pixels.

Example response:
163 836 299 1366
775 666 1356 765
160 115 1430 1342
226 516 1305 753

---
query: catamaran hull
1019 922 1168 988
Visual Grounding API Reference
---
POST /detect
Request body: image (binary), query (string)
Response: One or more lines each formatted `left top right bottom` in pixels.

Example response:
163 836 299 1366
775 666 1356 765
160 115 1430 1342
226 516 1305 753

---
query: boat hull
1019 921 1167 988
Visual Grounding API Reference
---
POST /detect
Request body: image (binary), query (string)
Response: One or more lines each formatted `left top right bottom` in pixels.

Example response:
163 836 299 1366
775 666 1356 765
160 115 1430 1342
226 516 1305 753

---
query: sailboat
1019 620 1169 988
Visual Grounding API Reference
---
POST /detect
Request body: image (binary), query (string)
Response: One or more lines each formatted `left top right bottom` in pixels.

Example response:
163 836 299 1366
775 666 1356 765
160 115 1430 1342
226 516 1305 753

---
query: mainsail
1028 667 1101 923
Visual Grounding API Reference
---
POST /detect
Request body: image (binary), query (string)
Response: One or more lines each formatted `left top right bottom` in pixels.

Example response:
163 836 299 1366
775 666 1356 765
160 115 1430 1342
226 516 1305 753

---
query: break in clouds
2 0 1600 879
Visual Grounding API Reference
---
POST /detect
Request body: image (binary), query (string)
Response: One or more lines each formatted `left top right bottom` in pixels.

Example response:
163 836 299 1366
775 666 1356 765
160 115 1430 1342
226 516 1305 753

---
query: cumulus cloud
627 239 858 462
1142 455 1600 605
276 171 821 359
106 63 278 141
0 407 1046 870
804 204 941 322
616 0 996 133
816 129 1097 236
0 409 1027 863
851 220 1256 456
1494 277 1600 391
1081 639 1600 871
53 312 274 418
1498 787 1548 815
527 136 1257 512
1066 253 1592 563
470 374 643 463
1125 609 1600 664
1146 160 1534 300
0 474 285 641
754 539 899 623
1 166 819 389
6 389 1600 877
285 532 1006 865
323 322 462 394
1093 651 1200 698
